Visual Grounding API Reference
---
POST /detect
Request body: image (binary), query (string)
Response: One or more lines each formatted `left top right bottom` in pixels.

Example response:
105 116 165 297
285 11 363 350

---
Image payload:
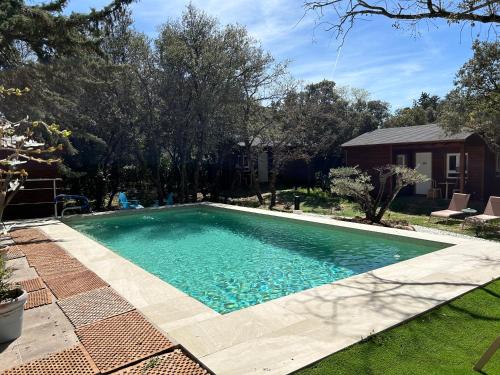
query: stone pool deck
2 203 500 374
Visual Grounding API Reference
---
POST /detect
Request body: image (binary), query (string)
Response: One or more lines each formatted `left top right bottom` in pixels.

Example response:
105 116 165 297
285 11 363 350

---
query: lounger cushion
467 214 500 222
430 210 463 218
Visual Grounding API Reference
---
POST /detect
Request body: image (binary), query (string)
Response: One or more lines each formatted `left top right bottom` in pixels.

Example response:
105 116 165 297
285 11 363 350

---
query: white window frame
396 154 407 167
446 153 468 179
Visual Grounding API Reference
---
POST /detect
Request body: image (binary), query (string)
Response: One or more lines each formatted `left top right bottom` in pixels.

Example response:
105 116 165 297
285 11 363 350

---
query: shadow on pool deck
294 275 500 375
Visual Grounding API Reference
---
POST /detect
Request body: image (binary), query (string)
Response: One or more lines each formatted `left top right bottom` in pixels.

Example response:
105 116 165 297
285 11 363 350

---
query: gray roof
342 124 474 147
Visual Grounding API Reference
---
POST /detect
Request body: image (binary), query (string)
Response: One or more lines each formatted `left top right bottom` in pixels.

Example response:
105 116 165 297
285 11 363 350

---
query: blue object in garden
118 192 144 209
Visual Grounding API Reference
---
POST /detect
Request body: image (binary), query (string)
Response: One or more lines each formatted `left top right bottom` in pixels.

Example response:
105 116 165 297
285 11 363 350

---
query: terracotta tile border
44 270 109 300
0 345 99 375
75 311 176 373
111 349 208 375
24 288 52 310
57 287 135 328
17 277 45 292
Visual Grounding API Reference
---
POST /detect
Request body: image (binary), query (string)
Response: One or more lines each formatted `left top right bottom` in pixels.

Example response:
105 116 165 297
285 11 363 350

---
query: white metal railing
5 178 63 217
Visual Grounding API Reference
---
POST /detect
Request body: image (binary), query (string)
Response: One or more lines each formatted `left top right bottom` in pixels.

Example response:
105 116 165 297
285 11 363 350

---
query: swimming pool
68 206 449 314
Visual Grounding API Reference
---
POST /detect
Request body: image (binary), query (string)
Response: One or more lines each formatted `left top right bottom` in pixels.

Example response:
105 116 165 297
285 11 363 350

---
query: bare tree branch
305 0 499 39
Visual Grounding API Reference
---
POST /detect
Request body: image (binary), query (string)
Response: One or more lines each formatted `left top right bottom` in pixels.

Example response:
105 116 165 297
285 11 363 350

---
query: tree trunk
192 158 201 203
375 185 402 223
179 161 187 203
153 162 164 206
192 113 207 203
0 177 25 226
269 170 277 209
211 162 223 202
95 174 106 211
0 193 6 226
107 191 117 210
247 147 264 205
306 161 312 194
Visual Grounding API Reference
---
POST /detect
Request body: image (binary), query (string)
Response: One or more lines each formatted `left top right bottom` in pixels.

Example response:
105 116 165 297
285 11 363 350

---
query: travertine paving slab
168 300 307 358
0 345 98 375
24 289 52 310
76 310 176 373
18 277 45 292
6 257 38 282
141 295 221 333
112 349 208 374
58 287 135 328
45 270 108 300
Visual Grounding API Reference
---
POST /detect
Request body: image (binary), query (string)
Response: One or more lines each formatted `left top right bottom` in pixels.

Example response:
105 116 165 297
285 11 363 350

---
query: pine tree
0 0 133 68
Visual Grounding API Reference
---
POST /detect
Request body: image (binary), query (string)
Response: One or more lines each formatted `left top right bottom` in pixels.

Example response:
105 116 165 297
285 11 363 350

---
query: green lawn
274 188 499 240
296 279 500 375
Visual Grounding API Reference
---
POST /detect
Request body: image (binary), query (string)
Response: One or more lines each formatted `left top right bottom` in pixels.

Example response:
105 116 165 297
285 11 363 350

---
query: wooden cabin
342 124 500 201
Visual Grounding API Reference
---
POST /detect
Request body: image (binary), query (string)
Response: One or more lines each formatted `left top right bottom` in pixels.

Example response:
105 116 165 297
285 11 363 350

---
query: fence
6 178 62 218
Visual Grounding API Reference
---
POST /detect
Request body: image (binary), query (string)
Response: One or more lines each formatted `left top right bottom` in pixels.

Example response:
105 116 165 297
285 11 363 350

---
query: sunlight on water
69 207 447 314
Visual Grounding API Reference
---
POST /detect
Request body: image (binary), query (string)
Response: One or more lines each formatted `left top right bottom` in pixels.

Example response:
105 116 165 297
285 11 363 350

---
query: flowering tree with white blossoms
0 86 70 228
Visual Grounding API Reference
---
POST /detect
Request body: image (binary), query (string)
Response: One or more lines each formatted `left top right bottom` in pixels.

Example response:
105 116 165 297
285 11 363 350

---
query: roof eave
342 136 473 148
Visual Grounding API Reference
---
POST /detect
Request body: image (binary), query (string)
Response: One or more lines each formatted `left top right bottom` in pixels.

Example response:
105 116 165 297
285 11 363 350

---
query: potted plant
0 255 27 343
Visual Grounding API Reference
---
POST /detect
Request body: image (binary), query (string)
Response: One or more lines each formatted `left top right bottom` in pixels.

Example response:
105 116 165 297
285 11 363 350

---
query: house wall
3 161 60 219
345 145 392 169
464 135 486 200
484 147 500 199
393 142 464 197
344 138 492 200
344 145 392 193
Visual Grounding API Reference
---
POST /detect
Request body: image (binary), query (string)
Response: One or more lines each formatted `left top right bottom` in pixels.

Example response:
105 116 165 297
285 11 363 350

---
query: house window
446 153 468 179
396 154 407 167
238 155 249 169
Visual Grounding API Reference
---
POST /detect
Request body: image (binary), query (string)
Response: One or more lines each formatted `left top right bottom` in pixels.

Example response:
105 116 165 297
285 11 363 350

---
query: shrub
329 165 428 223
0 255 14 302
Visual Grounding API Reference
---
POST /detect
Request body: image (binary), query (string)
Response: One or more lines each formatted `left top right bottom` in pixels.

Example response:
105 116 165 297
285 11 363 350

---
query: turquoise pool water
68 207 448 314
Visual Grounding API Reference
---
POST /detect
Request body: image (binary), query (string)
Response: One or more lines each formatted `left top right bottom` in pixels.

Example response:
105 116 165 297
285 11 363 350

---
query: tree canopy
0 0 133 68
439 40 499 146
385 92 440 128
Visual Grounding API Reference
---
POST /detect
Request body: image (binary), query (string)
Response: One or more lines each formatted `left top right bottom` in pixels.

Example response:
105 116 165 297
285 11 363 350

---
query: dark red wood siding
344 135 495 201
484 147 500 199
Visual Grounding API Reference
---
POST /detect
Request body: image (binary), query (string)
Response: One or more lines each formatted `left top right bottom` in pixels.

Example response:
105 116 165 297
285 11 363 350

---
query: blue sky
47 0 492 109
